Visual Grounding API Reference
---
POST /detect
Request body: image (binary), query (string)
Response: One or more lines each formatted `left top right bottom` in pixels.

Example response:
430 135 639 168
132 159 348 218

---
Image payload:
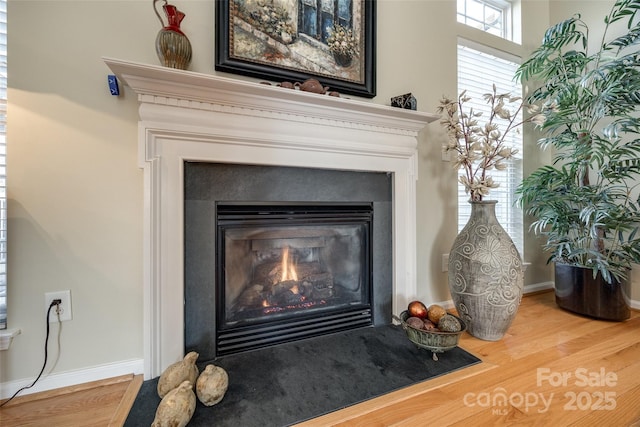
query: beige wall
3 0 634 387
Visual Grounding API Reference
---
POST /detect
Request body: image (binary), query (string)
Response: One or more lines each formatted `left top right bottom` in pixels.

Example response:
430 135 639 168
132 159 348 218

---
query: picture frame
215 0 376 98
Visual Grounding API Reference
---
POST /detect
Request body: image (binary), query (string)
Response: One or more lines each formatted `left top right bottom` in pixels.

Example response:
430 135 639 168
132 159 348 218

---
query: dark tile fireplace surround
103 58 436 378
185 163 393 360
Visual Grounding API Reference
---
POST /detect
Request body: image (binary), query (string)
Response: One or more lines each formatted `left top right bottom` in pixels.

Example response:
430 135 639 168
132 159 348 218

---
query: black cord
0 301 60 408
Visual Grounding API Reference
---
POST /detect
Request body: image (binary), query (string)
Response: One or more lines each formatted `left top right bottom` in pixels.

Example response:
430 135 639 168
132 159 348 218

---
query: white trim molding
0 358 144 400
103 58 437 379
523 281 554 295
0 329 20 351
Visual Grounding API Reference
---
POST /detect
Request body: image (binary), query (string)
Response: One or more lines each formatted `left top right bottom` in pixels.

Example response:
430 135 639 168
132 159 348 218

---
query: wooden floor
0 373 143 426
1 291 639 426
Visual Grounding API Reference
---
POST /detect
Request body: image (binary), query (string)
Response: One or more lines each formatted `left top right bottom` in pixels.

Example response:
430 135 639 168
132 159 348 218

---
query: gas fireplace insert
215 203 374 355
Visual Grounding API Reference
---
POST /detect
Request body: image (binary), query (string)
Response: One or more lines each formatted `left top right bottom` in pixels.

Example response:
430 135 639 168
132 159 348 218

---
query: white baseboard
436 299 455 310
0 358 144 400
524 281 554 294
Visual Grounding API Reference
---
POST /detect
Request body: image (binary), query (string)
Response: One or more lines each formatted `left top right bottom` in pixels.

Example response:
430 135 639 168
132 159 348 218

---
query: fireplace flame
280 246 298 282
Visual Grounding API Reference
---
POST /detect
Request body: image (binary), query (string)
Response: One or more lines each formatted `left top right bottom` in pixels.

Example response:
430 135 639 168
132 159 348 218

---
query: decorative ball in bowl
394 310 467 360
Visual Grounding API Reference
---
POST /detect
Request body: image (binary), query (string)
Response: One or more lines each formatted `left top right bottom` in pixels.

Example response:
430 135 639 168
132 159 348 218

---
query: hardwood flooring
0 374 143 426
1 291 639 426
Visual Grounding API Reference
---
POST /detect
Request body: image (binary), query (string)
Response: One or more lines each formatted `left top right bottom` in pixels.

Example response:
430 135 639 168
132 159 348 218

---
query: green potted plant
515 0 640 320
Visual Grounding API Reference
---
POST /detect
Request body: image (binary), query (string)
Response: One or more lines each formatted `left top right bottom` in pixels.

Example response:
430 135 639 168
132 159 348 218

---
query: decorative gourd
196 364 229 406
157 351 199 398
438 314 462 332
151 380 196 427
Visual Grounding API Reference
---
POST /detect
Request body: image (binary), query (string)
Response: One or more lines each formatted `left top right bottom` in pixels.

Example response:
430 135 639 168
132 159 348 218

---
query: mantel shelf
103 57 439 135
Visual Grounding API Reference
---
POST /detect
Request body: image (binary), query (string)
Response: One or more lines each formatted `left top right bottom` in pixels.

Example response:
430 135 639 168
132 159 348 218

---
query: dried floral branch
437 85 544 201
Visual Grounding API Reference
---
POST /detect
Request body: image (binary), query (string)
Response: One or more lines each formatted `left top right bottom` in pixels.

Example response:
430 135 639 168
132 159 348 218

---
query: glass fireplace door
216 203 373 354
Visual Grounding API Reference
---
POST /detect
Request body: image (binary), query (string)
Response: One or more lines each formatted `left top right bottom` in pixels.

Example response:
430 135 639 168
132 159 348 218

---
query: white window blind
0 0 6 330
457 42 524 256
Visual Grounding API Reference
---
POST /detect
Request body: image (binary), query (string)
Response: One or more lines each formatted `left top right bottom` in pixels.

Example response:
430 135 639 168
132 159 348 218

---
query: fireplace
184 162 392 360
104 58 436 378
216 202 373 355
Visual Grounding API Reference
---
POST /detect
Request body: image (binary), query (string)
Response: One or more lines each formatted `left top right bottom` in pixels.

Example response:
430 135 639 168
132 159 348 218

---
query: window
457 0 512 40
0 0 6 330
457 42 524 256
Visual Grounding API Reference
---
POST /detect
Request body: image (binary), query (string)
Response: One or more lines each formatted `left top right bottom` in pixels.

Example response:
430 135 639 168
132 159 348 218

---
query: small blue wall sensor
108 74 120 96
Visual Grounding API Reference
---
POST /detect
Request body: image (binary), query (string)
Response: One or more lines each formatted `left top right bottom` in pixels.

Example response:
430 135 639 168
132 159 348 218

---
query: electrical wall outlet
442 253 449 272
45 290 72 322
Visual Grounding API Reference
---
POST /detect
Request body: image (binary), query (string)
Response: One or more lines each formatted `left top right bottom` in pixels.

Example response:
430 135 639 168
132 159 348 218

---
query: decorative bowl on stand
394 310 467 360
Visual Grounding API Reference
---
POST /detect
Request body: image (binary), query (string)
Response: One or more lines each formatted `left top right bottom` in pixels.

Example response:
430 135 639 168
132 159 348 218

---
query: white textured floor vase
448 200 523 341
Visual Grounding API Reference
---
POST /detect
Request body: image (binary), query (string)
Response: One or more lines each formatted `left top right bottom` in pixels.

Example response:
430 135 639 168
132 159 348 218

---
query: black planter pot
554 263 631 321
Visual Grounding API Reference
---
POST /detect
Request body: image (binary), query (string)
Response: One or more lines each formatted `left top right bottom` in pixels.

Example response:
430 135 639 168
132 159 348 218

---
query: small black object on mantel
391 93 417 110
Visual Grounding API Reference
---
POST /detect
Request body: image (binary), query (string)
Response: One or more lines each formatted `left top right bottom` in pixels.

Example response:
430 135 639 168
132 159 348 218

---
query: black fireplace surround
184 163 393 361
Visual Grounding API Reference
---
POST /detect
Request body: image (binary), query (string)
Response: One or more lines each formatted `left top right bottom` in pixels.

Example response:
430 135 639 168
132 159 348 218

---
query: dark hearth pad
125 324 481 426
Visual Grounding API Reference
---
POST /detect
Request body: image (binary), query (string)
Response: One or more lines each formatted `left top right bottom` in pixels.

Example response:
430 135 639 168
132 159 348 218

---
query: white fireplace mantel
104 57 438 379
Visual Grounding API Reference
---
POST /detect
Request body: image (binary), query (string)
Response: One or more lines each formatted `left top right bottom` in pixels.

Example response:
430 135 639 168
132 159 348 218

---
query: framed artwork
215 0 376 98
